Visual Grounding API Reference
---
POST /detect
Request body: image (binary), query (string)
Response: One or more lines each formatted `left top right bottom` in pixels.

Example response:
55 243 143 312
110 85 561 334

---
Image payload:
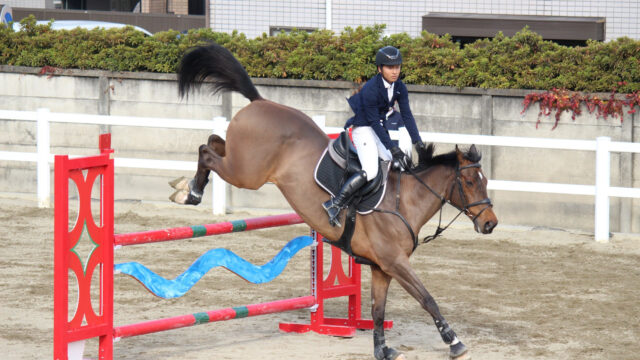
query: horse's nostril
484 221 496 233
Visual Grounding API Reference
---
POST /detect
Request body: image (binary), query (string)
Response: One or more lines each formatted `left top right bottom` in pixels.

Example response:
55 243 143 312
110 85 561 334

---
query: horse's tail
178 43 262 102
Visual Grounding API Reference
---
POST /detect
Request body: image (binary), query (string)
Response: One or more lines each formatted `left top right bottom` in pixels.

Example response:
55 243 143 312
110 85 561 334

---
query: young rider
323 45 426 227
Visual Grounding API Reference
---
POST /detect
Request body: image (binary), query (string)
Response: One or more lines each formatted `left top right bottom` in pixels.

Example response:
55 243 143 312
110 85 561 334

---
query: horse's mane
413 143 482 172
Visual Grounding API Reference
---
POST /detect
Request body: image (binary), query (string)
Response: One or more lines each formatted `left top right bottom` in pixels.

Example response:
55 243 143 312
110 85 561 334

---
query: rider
323 45 426 227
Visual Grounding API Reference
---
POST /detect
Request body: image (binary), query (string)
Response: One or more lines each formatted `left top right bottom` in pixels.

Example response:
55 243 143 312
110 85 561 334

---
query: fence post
594 136 611 242
312 115 326 128
37 108 51 208
212 116 227 215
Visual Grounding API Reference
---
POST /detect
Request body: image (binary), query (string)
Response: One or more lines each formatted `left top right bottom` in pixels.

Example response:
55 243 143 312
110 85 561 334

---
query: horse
170 44 498 360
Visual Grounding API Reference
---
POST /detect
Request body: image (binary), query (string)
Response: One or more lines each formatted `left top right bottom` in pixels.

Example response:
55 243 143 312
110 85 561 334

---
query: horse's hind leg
169 134 225 205
381 257 469 359
371 265 405 360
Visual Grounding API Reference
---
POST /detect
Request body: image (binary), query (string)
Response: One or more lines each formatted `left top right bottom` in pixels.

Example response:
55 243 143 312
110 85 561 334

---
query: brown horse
170 44 497 360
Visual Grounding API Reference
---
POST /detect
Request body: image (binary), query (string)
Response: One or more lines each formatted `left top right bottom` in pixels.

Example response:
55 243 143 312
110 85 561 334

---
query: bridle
452 163 494 223
371 160 493 250
409 161 493 244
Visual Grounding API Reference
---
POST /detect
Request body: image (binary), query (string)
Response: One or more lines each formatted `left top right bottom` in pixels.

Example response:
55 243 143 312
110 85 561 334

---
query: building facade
1 0 203 15
1 0 53 8
209 0 639 41
6 1 637 40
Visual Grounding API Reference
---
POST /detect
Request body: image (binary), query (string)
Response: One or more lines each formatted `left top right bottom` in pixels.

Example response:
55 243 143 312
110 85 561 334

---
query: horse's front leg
371 265 405 360
169 134 225 205
383 257 469 359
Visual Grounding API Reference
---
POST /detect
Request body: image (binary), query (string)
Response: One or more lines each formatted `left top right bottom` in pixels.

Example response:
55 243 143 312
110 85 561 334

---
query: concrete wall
0 65 637 233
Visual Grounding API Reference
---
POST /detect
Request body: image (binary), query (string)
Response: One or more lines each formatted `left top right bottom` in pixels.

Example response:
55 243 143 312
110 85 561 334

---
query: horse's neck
409 165 456 227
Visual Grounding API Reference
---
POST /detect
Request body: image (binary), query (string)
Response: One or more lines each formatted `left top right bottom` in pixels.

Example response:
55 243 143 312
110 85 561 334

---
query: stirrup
322 200 343 227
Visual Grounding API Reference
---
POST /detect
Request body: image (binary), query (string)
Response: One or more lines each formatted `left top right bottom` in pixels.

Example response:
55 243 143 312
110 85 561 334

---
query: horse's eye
465 180 473 186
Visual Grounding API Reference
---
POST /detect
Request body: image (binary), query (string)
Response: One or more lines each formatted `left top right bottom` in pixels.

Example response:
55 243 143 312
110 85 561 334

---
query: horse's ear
455 145 465 162
467 144 482 162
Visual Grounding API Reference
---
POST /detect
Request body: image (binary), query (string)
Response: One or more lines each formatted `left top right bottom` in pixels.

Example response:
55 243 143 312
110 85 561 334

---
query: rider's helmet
375 46 403 67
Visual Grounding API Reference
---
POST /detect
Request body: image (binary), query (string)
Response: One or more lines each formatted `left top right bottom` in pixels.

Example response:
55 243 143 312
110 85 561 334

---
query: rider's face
378 64 401 83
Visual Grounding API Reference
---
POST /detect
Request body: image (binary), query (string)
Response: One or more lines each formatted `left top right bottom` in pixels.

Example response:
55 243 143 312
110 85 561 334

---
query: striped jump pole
114 296 315 339
114 213 304 246
54 134 390 360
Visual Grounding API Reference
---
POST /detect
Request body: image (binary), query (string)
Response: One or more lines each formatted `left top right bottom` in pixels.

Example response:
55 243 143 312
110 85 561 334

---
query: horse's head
450 145 498 234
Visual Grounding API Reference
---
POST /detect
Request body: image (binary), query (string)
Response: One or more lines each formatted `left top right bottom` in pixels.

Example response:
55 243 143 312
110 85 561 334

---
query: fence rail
1 108 639 242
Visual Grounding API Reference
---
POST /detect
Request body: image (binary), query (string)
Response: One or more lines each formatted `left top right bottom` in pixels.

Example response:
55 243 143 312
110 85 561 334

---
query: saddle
314 131 391 265
314 132 389 213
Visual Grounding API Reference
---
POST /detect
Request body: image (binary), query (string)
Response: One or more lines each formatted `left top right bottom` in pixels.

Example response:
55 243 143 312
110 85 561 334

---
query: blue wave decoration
115 235 313 299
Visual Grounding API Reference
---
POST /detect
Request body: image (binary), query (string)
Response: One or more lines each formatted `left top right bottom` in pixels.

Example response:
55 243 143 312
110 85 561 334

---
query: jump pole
113 213 304 246
54 134 391 360
114 296 316 339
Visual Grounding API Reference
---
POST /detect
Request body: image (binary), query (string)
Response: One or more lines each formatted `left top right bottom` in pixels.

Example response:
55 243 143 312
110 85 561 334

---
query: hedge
1 16 639 93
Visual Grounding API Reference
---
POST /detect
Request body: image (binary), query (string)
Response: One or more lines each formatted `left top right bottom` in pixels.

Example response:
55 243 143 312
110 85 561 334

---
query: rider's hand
390 146 410 171
414 141 426 152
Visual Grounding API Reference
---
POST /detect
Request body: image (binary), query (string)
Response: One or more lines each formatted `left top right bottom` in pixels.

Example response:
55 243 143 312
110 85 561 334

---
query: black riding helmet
375 46 402 67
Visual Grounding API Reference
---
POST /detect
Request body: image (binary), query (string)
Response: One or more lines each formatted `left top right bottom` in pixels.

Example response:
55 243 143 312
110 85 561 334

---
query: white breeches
351 126 392 181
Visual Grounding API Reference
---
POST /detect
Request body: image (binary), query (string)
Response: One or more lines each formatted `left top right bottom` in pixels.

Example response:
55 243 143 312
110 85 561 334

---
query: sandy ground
1 194 639 360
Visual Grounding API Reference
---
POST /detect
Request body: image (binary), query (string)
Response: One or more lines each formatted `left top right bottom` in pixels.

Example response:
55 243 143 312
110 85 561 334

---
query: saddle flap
314 146 390 215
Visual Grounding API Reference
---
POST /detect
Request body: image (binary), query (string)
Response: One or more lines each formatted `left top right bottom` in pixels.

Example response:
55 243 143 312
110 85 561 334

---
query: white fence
1 108 640 242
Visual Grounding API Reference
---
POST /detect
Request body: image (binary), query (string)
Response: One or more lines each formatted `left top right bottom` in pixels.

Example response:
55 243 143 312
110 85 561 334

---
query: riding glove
390 146 410 171
414 141 426 152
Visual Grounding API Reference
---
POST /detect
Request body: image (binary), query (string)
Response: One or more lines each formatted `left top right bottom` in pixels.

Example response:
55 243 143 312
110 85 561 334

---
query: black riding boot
322 170 368 227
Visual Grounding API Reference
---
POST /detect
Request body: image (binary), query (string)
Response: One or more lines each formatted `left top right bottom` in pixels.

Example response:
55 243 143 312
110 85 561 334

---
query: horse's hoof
450 341 470 359
169 190 203 205
385 347 404 360
451 353 471 360
169 189 189 204
169 176 190 191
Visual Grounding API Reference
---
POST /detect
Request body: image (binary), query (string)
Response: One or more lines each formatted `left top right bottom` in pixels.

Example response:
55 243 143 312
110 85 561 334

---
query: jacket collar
376 73 394 88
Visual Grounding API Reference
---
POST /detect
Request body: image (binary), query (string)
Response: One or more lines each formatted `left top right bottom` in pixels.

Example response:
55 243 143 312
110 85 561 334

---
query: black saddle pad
314 147 389 214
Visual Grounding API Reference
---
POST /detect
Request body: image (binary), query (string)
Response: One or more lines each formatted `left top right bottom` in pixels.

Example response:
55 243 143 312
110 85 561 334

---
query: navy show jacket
345 73 422 150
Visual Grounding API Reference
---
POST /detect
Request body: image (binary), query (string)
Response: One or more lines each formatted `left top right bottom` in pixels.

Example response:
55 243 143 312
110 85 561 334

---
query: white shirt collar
381 77 394 102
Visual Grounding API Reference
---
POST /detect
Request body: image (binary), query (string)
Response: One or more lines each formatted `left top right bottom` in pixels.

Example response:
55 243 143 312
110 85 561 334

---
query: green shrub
1 16 639 92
